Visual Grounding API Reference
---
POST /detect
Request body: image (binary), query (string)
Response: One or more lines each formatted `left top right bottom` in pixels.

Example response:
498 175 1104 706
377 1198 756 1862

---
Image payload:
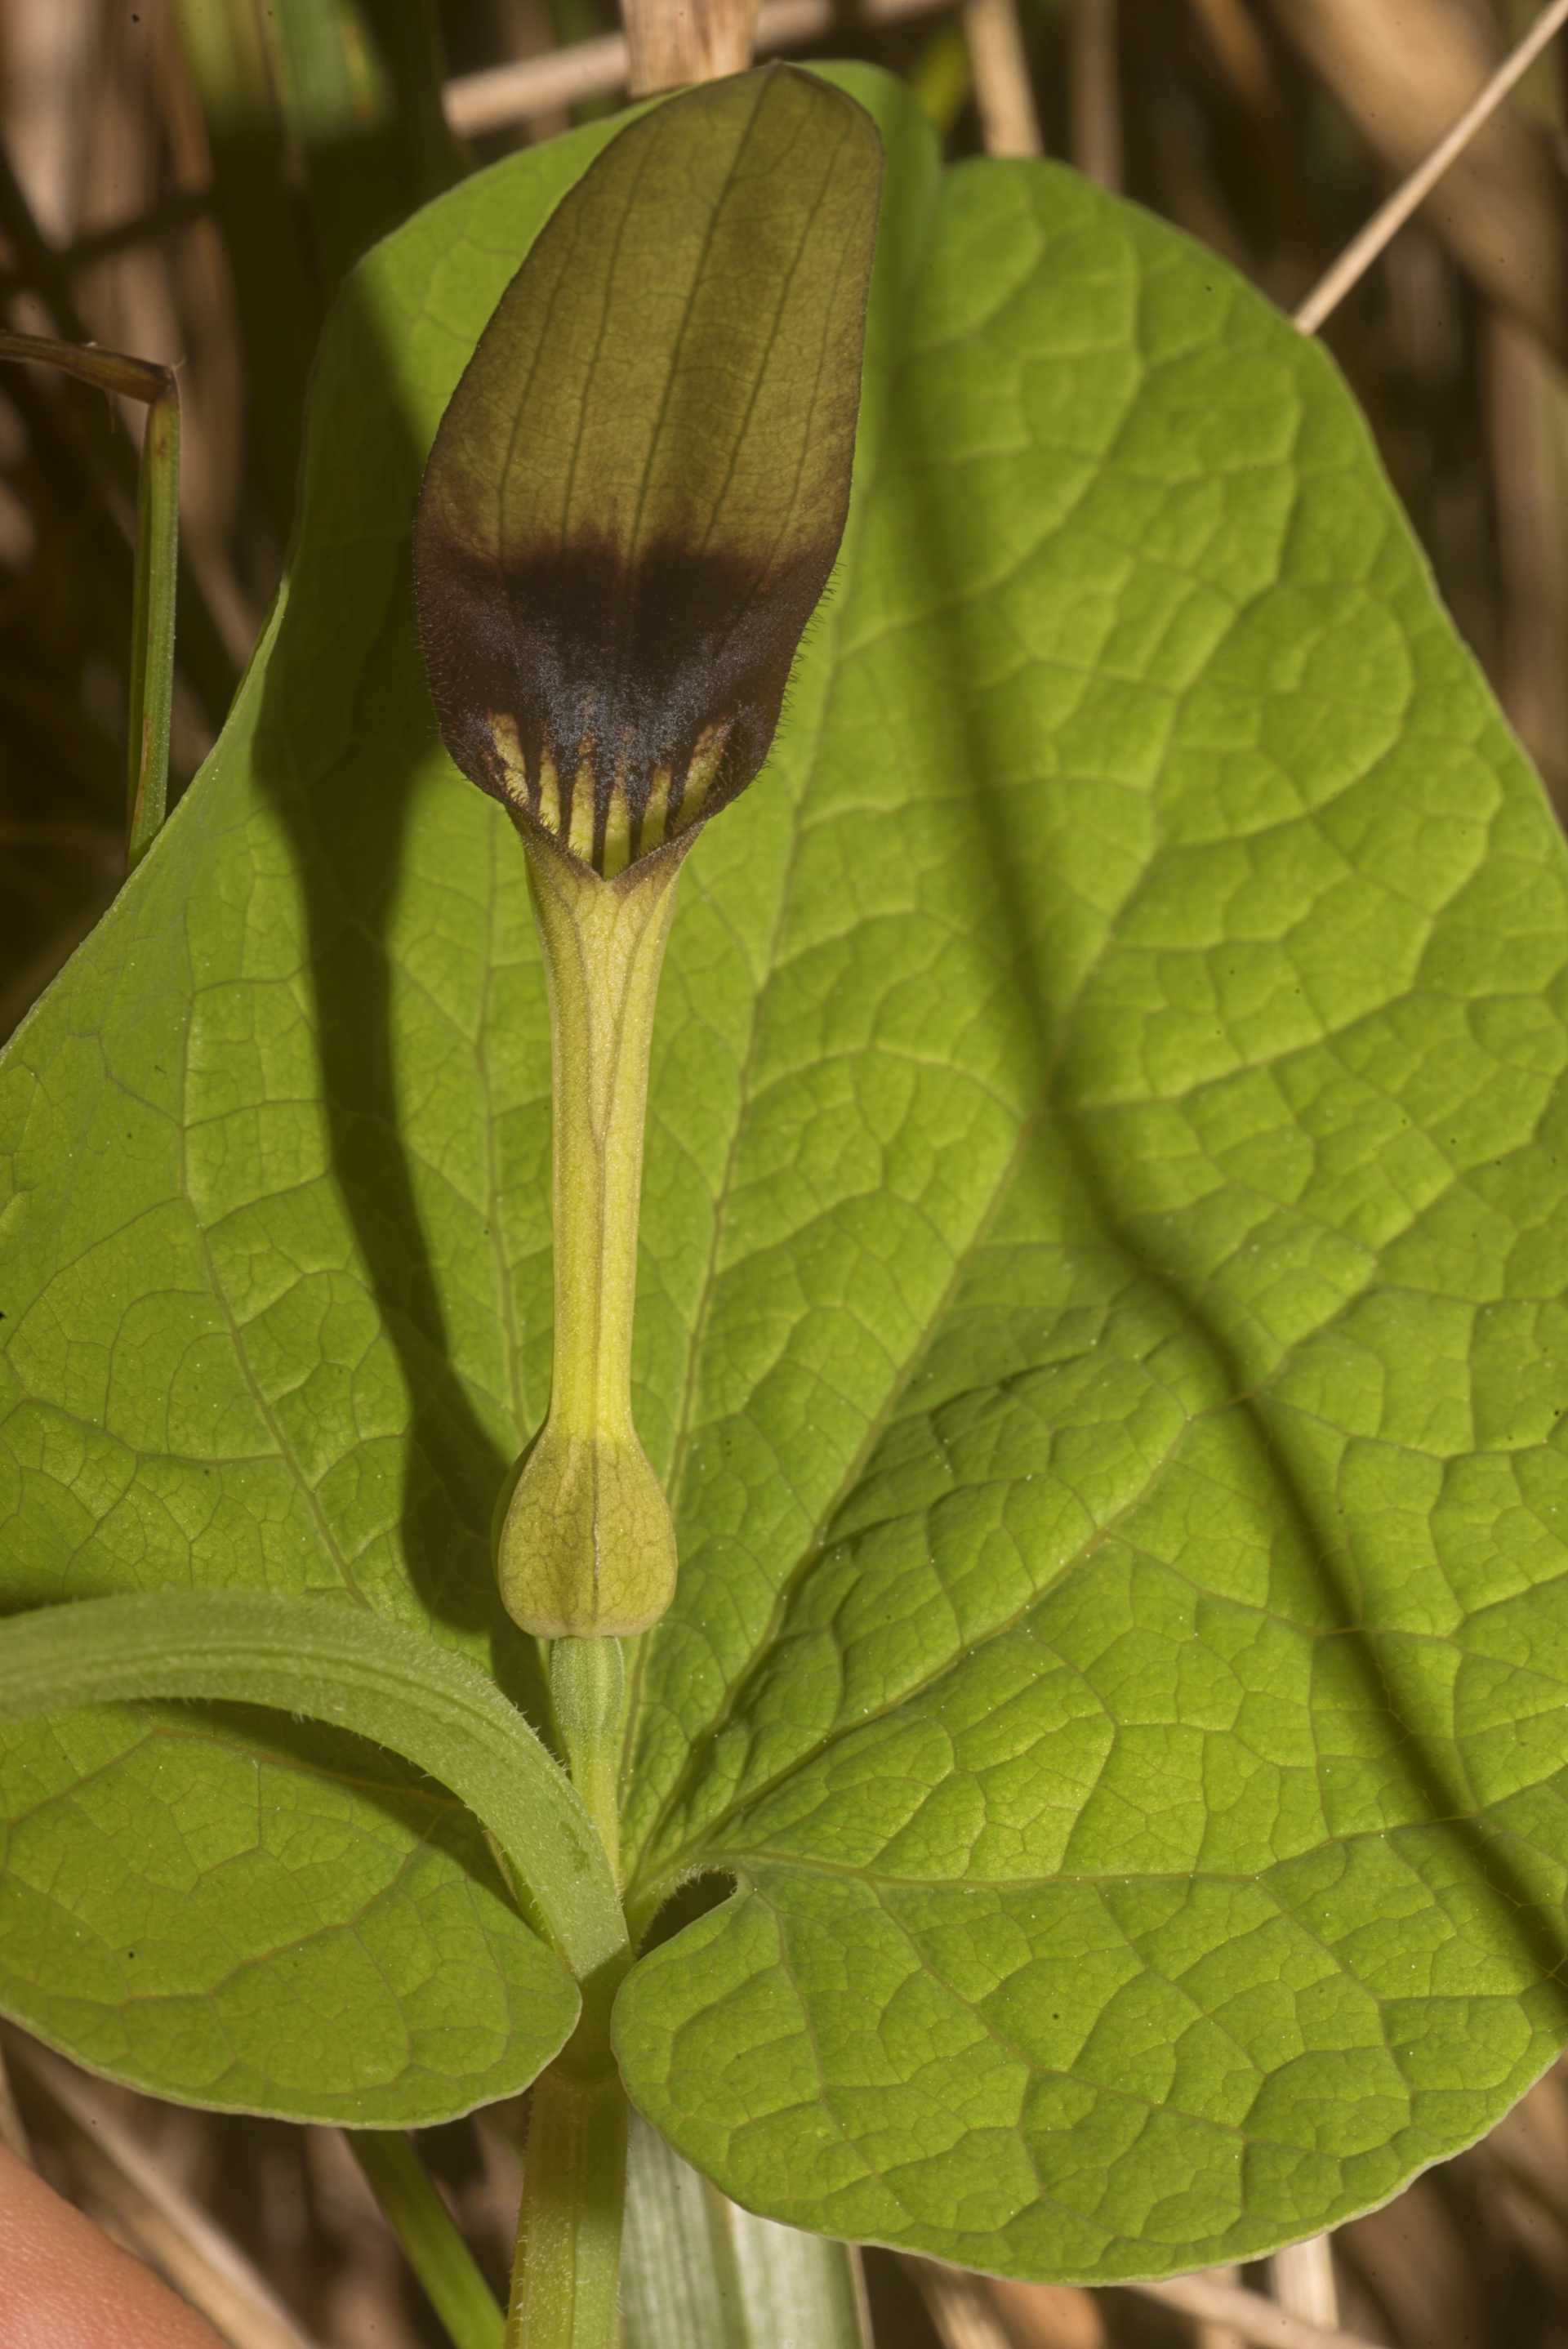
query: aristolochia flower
415 65 882 880
414 66 881 1636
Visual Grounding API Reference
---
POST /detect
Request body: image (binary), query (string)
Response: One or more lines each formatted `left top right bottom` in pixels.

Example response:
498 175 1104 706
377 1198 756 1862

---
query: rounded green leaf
0 1591 595 2124
610 76 1568 2280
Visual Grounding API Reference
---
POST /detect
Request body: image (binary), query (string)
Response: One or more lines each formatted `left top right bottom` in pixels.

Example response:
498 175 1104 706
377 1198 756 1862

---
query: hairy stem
507 1961 632 2349
550 1635 627 1886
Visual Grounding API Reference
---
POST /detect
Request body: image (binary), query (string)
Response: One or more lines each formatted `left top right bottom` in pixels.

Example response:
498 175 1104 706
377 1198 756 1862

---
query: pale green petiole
496 836 686 1639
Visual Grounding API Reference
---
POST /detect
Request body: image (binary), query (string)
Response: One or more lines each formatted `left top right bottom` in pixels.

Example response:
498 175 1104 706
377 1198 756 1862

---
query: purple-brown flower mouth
415 533 839 877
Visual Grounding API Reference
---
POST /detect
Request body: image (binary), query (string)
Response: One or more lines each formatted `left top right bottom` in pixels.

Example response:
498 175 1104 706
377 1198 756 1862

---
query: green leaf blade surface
0 1587 622 2123
0 1702 561 2124
613 106 1568 2275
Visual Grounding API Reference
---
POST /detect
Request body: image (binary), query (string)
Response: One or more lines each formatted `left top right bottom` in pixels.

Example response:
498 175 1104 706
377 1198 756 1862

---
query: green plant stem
0 147 236 731
261 0 462 286
508 1625 635 2342
506 1967 631 2349
910 19 973 136
550 1635 627 1885
348 2131 505 2349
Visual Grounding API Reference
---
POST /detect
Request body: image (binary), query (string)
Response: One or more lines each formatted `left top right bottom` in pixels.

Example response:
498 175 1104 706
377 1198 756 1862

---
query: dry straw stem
7 2036 316 2349
910 2255 1384 2349
444 0 942 132
1271 2235 1340 2329
1067 0 1120 183
986 2274 1108 2348
1140 2270 1385 2349
0 2043 28 2164
1192 2262 1246 2349
916 2261 1111 2347
1184 0 1276 119
1286 0 1568 348
623 0 760 92
964 0 1043 157
1486 311 1568 783
909 2261 1022 2349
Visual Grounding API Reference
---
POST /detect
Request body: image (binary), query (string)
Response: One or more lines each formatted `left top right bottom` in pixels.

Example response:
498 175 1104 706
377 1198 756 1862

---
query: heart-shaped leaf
2 63 1567 2279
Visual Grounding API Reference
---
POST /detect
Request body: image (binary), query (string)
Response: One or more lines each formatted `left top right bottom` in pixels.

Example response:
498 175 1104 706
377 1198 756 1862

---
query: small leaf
0 1590 608 2121
413 64 883 878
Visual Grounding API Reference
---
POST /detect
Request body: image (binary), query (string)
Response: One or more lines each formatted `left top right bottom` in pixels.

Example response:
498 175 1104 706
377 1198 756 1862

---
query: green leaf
4 59 1568 2278
0 1589 620 2120
610 83 1568 2276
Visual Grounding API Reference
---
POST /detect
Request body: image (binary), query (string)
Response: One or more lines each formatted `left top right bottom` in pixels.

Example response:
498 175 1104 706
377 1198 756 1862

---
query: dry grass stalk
1139 2268 1386 2349
1193 2262 1246 2349
8 2036 316 2349
1487 312 1568 793
909 2258 1018 2347
623 0 761 92
1271 2238 1340 2329
986 2272 1109 2347
1183 0 1275 120
445 0 944 132
1067 0 1120 184
0 2043 29 2164
1284 0 1568 350
964 0 1042 157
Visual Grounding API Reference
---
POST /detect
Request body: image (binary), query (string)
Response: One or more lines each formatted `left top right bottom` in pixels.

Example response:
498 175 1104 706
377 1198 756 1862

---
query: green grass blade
126 383 180 867
347 2131 505 2349
0 332 180 866
265 0 461 285
174 0 322 543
